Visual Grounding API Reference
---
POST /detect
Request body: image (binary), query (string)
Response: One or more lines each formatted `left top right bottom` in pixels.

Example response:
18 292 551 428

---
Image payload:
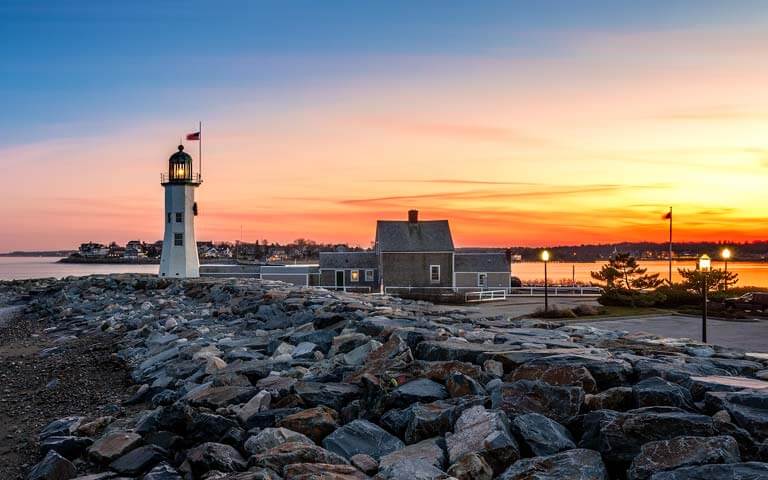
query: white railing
318 285 372 293
509 286 602 296
465 290 507 302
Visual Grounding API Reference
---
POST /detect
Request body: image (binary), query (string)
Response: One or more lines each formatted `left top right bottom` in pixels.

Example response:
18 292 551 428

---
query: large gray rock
88 431 143 463
497 448 608 480
27 450 77 480
379 438 447 478
579 407 717 464
445 405 519 475
323 419 405 461
39 436 93 459
109 445 166 475
510 413 576 456
509 364 598 393
185 442 246 475
243 427 314 455
491 380 584 422
649 462 768 479
381 395 486 444
142 462 183 480
520 353 633 389
633 377 696 410
386 378 448 408
705 389 768 440
628 435 740 480
249 441 350 472
294 381 361 411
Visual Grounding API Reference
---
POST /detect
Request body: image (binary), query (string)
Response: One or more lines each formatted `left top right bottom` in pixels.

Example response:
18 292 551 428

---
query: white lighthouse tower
159 145 201 278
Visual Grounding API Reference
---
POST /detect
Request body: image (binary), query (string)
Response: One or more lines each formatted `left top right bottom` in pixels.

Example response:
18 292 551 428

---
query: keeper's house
319 210 510 292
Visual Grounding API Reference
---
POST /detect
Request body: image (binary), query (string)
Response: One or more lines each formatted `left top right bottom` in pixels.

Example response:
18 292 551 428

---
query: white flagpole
199 120 202 181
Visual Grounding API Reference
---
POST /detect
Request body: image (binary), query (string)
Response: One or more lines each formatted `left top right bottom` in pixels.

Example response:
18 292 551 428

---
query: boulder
633 377 696 410
284 463 369 479
27 450 77 480
579 407 716 464
510 413 576 456
294 381 361 411
142 462 183 480
39 435 93 459
445 405 519 475
186 385 257 409
249 442 349 472
509 364 598 393
237 390 272 425
292 341 321 359
244 427 314 455
185 442 247 475
497 448 608 480
39 417 83 440
278 405 339 443
447 452 493 480
628 435 740 480
381 395 486 444
109 445 166 475
519 354 632 390
323 419 405 461
585 387 635 411
414 340 517 364
88 431 143 463
350 453 379 476
705 389 768 440
649 462 768 479
386 378 448 408
379 437 447 472
491 380 584 422
446 371 486 397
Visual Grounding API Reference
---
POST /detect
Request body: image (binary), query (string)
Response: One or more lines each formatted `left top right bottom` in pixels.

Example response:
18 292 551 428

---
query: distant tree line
510 241 768 262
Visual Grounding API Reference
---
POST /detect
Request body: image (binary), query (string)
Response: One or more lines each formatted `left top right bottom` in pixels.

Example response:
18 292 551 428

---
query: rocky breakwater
7 274 768 479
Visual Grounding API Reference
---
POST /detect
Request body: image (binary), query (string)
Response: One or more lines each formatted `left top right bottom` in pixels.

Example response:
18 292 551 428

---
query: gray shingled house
318 210 510 293
318 251 379 292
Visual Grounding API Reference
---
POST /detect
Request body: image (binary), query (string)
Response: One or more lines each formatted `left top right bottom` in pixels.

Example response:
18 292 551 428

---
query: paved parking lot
575 314 768 353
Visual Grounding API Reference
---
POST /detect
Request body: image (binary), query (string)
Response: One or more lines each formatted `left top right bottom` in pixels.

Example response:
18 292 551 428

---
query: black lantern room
162 145 200 184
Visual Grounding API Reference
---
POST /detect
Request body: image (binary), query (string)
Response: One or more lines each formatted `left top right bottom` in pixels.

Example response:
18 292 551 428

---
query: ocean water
0 257 158 281
2 257 768 287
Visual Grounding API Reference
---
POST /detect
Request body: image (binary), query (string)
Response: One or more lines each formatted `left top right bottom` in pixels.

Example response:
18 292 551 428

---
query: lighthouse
159 145 201 278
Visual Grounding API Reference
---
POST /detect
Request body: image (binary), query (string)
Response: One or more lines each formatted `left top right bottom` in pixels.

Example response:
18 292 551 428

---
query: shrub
510 276 522 288
573 304 605 316
597 289 665 308
653 285 699 308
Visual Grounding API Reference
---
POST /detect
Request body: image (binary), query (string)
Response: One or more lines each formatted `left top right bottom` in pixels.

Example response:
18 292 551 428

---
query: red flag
662 210 672 220
186 131 200 141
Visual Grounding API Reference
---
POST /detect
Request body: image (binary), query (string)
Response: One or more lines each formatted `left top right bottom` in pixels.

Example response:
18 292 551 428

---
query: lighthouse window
176 212 183 223
174 233 183 246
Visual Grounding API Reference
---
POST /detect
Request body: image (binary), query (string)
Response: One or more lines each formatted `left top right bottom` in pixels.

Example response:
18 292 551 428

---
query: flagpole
668 206 673 284
199 121 202 181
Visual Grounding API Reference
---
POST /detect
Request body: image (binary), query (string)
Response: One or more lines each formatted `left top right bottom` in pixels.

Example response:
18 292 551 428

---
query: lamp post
699 254 711 343
721 248 731 291
541 250 550 312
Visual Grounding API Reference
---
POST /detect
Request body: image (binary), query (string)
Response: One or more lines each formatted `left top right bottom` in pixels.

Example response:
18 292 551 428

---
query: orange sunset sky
3 2 768 251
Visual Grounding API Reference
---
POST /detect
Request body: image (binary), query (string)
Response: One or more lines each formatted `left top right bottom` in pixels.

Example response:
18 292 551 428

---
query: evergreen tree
678 268 738 294
591 253 663 292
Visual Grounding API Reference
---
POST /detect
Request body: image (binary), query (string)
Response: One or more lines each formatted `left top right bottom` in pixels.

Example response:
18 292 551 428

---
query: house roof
319 251 378 269
455 252 510 272
375 220 454 252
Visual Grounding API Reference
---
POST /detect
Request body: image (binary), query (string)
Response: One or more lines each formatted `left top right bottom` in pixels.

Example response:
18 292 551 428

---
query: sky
2 1 768 251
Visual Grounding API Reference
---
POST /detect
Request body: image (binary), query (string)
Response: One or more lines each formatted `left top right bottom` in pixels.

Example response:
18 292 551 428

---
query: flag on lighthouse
186 131 200 141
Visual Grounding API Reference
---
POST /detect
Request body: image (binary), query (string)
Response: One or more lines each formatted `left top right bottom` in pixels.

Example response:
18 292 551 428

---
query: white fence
510 286 602 296
465 290 507 302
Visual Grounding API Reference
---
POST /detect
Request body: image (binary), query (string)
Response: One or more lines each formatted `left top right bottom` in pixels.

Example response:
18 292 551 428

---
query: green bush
597 289 665 308
653 286 699 308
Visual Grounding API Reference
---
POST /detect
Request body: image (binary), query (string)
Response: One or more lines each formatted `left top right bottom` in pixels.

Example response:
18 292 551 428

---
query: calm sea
2 257 768 287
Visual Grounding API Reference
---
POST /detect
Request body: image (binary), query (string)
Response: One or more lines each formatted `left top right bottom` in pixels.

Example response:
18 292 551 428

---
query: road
575 314 768 353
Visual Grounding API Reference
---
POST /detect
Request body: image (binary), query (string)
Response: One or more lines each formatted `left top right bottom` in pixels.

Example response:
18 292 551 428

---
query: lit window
430 265 440 283
365 269 374 282
350 270 360 282
174 233 183 246
176 212 183 223
478 273 487 287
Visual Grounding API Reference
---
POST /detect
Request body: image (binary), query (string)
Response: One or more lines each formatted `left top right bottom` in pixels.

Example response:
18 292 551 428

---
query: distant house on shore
78 242 109 258
318 210 510 292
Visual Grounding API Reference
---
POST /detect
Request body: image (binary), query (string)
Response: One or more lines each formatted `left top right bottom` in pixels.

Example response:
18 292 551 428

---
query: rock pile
4 274 768 479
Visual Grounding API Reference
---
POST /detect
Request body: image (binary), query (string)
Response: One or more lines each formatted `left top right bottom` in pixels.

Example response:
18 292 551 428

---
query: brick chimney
408 209 419 223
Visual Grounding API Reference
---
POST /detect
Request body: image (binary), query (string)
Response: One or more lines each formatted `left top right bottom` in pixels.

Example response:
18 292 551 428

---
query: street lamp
541 250 551 312
698 254 711 343
721 248 731 291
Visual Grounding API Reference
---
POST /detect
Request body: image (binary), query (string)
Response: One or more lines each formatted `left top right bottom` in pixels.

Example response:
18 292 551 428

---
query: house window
176 212 183 223
430 265 440 283
365 269 374 282
174 233 183 246
350 270 360 282
167 213 171 224
478 273 487 288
